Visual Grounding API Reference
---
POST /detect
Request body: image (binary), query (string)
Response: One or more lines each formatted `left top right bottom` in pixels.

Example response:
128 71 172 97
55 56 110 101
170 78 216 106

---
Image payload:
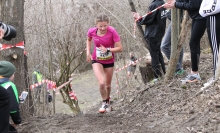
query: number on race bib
96 47 113 60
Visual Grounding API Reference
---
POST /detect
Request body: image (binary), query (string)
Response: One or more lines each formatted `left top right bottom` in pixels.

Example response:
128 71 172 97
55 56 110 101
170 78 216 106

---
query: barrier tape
30 77 78 100
69 75 78 100
133 4 165 38
30 79 56 90
135 4 165 22
114 54 149 98
56 78 73 90
54 78 77 100
115 56 146 72
0 41 25 50
69 91 77 100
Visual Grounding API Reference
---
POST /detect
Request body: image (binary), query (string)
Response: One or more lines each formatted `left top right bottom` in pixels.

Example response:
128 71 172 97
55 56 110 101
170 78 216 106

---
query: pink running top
87 26 120 64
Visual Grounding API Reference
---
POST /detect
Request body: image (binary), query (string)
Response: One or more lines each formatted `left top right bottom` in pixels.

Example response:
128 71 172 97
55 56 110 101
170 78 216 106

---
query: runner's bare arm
109 41 123 53
86 37 92 62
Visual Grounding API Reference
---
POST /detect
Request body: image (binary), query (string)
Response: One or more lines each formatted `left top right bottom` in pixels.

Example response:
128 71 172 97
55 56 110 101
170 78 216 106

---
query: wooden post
53 87 56 114
42 84 45 115
115 66 120 99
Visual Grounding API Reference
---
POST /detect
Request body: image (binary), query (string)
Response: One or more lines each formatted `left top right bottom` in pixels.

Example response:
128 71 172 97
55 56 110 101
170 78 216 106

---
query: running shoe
203 77 215 87
181 73 201 83
99 102 108 113
105 103 112 112
175 69 185 76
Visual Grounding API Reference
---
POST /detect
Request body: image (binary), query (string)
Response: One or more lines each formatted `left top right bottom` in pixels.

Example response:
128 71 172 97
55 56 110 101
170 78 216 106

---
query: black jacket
0 78 21 125
175 0 205 20
166 10 171 21
138 0 166 40
0 86 10 133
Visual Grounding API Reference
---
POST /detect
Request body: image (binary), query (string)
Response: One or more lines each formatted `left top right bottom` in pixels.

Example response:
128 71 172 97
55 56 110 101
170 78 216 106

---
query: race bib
96 47 113 60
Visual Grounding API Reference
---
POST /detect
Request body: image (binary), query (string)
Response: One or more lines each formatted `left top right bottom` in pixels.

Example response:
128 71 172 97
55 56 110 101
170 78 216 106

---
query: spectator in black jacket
0 29 11 133
133 0 167 83
165 0 206 83
0 61 22 133
0 85 10 133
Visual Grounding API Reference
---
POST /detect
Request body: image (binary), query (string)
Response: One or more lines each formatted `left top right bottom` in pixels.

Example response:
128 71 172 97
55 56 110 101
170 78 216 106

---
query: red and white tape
115 56 145 72
30 79 56 90
0 41 25 50
114 55 147 97
135 4 165 22
69 91 77 100
30 78 78 100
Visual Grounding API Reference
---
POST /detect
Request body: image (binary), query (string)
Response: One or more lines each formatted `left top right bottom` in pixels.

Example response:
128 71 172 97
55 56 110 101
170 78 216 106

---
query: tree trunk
0 0 32 119
164 10 188 82
139 64 154 84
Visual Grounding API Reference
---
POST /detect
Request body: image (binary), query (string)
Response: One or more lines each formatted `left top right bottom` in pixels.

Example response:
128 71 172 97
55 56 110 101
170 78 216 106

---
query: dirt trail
55 69 119 114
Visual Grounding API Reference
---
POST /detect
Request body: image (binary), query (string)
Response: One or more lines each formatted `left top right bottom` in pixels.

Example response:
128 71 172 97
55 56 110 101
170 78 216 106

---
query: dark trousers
146 37 166 78
0 87 10 133
161 22 184 71
189 19 206 71
206 13 220 76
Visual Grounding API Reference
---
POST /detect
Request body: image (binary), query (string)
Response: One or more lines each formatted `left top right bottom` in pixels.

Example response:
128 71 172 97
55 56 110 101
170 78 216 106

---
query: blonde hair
95 14 110 24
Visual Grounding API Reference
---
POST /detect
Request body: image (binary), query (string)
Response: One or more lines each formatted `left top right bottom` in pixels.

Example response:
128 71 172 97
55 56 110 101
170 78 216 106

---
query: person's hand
86 53 92 63
164 0 176 9
11 124 18 128
0 28 4 39
99 44 108 53
132 12 140 20
133 61 137 66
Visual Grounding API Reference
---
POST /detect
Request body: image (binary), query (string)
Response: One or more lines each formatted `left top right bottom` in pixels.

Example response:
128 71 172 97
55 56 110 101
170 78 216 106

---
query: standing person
0 29 11 133
0 61 22 132
0 85 10 133
86 13 123 113
165 0 206 83
199 0 220 86
127 52 138 78
133 0 167 83
161 9 185 75
32 66 43 101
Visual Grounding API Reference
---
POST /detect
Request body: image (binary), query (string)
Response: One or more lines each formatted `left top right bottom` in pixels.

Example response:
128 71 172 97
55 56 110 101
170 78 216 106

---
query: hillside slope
18 53 220 133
